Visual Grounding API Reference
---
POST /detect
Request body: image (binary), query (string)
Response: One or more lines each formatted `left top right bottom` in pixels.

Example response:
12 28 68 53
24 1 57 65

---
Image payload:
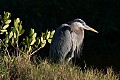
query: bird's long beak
85 25 98 33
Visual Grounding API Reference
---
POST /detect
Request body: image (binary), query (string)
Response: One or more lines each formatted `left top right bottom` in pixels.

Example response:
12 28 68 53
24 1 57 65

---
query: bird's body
49 19 98 63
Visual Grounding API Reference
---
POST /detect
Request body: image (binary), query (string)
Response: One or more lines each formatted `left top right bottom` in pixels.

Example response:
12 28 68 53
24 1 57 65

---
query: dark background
0 0 120 70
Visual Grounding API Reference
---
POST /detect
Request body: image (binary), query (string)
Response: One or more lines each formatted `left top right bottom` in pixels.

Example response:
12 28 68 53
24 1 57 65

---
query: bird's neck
70 23 84 35
70 23 84 44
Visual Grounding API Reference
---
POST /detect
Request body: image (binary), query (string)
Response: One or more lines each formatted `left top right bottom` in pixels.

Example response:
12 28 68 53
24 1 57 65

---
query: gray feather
49 24 72 63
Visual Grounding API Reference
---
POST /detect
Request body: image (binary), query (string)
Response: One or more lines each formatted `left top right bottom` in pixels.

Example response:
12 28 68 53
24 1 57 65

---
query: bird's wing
50 24 72 62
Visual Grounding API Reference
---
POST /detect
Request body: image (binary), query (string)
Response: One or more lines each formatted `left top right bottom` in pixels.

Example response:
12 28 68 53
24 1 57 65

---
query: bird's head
71 18 98 33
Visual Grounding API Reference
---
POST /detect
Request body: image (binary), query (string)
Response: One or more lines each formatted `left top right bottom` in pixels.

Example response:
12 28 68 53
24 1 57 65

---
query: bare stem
29 46 42 57
0 39 11 59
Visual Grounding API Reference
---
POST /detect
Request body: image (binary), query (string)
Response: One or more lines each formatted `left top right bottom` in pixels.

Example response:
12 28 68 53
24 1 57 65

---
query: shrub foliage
0 12 55 58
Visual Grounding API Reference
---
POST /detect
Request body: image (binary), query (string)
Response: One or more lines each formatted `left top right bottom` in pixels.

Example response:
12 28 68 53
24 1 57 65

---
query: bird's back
49 24 72 63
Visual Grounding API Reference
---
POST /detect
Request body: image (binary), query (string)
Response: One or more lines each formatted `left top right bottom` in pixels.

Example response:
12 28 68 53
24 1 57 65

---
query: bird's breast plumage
70 24 84 43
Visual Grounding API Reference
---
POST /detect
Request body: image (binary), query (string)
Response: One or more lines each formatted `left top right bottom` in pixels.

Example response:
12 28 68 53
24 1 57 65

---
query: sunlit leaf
41 36 43 42
11 37 14 45
28 46 32 53
16 18 20 23
5 33 9 43
4 12 11 20
32 33 37 39
5 39 9 44
42 32 45 37
3 24 9 29
4 56 9 63
19 23 22 31
0 33 3 34
41 43 46 48
14 18 20 29
48 39 52 43
9 31 13 39
30 39 36 45
46 31 50 39
50 30 55 38
13 32 16 38
5 20 11 24
41 37 46 43
0 30 7 33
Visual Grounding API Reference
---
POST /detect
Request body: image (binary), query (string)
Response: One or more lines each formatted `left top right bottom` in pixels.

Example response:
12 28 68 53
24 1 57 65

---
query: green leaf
14 18 20 29
23 45 27 53
48 39 52 43
13 32 16 38
0 30 7 33
42 32 45 37
50 30 55 38
29 28 34 37
11 37 14 45
5 33 9 43
25 36 30 47
14 37 18 44
28 46 32 53
5 31 8 35
16 18 20 23
36 37 40 45
41 43 46 48
46 31 50 39
19 30 25 36
46 29 48 34
30 39 36 45
5 20 11 24
4 56 9 63
4 12 11 20
9 31 13 39
32 33 37 40
3 24 9 29
5 38 9 44
19 23 22 31
41 37 46 43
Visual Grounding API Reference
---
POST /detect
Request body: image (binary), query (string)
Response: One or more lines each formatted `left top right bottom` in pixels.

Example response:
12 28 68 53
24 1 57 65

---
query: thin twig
29 46 42 57
16 42 19 57
0 39 11 59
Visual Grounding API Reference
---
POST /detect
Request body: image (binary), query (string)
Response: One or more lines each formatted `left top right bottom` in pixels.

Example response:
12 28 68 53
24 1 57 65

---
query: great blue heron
49 18 98 63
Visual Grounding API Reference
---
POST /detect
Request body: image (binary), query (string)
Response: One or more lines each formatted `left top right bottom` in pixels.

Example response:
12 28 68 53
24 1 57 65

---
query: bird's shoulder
53 23 72 41
59 23 71 32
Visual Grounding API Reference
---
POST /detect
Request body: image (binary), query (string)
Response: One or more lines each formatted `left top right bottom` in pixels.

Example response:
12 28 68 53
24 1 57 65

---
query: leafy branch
0 12 55 59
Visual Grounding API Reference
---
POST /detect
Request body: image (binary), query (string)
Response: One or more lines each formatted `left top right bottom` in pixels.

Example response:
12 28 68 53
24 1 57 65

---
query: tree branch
29 46 42 57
